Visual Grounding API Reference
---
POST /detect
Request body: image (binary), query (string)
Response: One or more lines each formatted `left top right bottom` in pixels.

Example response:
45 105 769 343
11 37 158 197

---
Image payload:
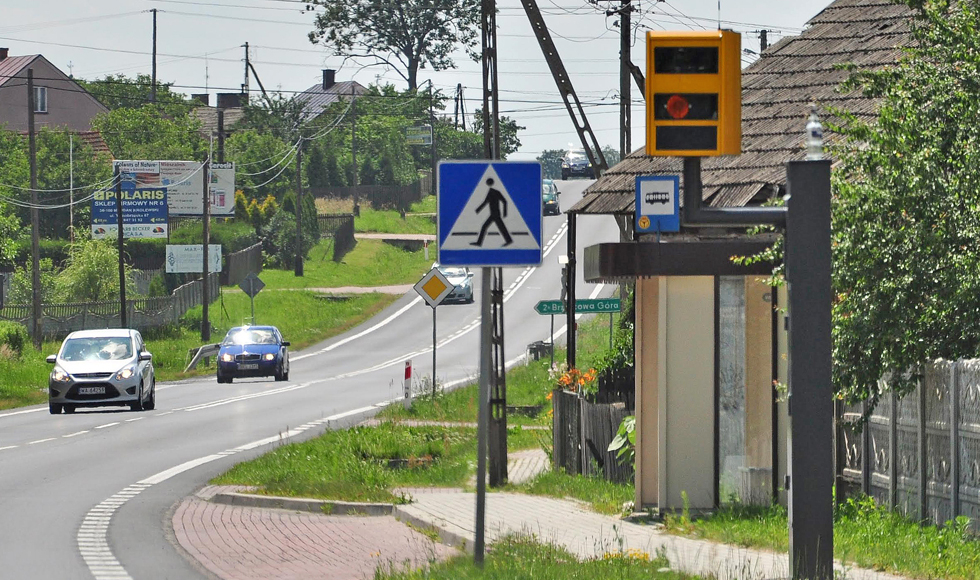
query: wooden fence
552 389 634 483
838 359 980 532
221 242 262 286
0 273 219 337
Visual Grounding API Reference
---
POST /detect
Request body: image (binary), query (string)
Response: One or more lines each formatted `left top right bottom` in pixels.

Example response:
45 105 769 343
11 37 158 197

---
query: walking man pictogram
470 178 513 247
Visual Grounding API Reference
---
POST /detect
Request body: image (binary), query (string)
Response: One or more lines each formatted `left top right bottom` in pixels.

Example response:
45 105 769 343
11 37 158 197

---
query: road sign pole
550 314 555 368
432 306 437 397
609 313 614 349
249 277 255 324
475 266 490 564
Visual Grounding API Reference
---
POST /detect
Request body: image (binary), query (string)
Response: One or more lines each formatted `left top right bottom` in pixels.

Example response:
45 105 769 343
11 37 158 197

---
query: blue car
216 326 290 383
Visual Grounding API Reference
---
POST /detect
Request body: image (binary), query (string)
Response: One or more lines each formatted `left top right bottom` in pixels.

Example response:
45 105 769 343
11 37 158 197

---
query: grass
314 195 437 234
376 533 695 580
257 238 431 289
212 422 478 503
512 470 635 516
663 495 980 580
0 344 58 410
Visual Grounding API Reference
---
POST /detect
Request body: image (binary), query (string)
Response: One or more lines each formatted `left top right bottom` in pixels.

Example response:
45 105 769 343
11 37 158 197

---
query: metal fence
221 242 262 286
316 213 356 262
838 359 980 531
552 389 634 484
0 273 219 337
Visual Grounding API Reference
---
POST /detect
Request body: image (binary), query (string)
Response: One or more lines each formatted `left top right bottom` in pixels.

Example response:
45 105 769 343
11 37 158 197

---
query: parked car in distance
46 328 155 414
543 179 560 215
434 262 475 304
217 325 290 383
561 149 592 180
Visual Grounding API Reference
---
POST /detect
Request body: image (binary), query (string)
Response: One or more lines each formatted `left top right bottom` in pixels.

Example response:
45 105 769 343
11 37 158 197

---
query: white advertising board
165 244 222 274
114 160 236 216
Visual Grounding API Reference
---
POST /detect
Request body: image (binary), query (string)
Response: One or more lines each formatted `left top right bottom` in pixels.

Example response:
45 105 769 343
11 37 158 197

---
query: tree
537 149 567 180
77 74 192 117
472 109 525 158
92 105 206 161
601 145 621 168
225 130 293 202
830 0 980 405
307 0 480 90
53 240 134 302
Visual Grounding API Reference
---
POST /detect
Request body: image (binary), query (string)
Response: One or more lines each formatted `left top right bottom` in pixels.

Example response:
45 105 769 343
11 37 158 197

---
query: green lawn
377 533 696 580
354 195 437 235
258 238 431 289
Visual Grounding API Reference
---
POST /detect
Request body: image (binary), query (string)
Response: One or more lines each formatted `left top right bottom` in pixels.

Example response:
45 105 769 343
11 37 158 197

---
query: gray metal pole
609 312 614 349
432 306 437 397
475 266 491 565
202 159 211 342
115 166 127 328
550 314 555 368
785 159 833 580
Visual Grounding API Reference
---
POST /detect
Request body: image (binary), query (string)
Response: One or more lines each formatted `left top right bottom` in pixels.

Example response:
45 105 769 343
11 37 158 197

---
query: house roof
570 0 913 216
0 55 40 87
75 131 113 158
296 80 367 122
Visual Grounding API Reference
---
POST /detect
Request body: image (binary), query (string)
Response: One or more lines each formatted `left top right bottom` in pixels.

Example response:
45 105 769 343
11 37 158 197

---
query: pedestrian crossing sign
438 161 543 266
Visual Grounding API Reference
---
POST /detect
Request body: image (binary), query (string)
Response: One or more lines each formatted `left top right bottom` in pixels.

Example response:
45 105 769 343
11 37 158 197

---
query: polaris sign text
91 183 168 239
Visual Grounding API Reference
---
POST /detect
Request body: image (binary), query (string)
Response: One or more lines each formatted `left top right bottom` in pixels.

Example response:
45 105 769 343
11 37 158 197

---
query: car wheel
130 386 145 412
144 382 156 411
216 372 226 384
561 170 569 180
49 402 63 415
274 362 285 382
64 405 76 414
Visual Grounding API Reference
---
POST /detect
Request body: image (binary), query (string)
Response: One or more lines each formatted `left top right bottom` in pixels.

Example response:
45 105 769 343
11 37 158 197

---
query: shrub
147 273 168 297
0 321 29 357
169 219 258 253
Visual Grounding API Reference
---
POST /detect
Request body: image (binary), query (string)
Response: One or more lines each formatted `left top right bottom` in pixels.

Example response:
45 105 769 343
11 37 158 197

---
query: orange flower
546 391 553 401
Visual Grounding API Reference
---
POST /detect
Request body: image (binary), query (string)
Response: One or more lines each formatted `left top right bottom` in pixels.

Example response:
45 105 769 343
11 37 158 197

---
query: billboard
165 244 222 274
91 182 168 239
113 160 236 216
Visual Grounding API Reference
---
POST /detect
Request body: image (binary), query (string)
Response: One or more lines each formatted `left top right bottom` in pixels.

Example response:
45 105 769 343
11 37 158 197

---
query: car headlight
51 367 71 382
561 162 569 167
263 353 276 361
220 353 234 362
115 365 136 380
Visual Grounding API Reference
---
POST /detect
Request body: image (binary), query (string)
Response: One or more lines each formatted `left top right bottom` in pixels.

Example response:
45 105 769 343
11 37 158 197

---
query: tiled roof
571 0 913 215
0 55 40 87
296 80 367 122
76 131 113 158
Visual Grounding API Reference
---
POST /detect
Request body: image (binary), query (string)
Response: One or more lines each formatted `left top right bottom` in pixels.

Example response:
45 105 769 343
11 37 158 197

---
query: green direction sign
535 298 621 315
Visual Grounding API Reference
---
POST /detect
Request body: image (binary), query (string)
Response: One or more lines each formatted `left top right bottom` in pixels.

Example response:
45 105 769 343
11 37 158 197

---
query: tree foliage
537 149 567 180
830 0 980 404
77 74 192 117
92 105 206 161
307 0 480 90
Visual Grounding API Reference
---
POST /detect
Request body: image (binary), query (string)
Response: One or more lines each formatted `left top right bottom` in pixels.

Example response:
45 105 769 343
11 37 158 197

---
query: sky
1 0 833 160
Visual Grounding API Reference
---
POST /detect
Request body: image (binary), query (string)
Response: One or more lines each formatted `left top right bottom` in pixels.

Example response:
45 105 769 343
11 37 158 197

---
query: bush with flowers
550 363 599 396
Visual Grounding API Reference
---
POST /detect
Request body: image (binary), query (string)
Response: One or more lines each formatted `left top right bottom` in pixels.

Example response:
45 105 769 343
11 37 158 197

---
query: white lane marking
124 417 144 423
0 445 19 451
82 405 383 579
94 422 119 429
291 296 423 362
63 431 89 438
28 438 56 445
0 407 44 419
154 411 174 416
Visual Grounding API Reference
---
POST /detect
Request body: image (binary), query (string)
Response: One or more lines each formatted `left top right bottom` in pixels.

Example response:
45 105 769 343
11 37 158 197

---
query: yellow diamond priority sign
414 267 454 307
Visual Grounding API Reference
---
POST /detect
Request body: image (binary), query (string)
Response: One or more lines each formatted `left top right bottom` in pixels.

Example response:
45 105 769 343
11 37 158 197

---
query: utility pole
69 133 74 242
27 70 41 348
242 42 250 96
201 158 210 341
429 82 437 197
115 165 127 328
597 0 633 159
760 29 769 51
294 137 304 276
217 109 225 163
351 85 359 216
150 8 158 103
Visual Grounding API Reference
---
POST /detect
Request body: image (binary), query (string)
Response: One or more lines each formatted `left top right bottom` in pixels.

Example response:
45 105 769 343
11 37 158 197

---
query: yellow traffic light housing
646 30 741 156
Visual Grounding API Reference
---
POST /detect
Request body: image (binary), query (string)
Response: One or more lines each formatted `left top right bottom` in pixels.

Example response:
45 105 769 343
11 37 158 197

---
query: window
33 86 47 113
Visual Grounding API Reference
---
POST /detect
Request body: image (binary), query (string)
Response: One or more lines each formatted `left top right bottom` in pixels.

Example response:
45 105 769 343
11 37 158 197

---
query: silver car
46 329 156 414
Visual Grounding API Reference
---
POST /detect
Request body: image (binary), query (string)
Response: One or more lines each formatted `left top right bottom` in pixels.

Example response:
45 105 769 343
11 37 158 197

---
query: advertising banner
113 160 236 216
91 182 168 239
165 244 222 274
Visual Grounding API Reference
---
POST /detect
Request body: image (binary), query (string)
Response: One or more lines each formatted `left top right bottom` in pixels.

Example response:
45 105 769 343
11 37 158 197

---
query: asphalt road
0 178 619 580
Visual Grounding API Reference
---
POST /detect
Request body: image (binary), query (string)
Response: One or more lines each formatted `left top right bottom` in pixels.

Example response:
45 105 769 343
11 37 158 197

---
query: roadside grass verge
0 344 57 410
512 470 635 516
355 195 437 235
376 533 694 580
212 422 478 503
257 238 431 289
663 495 980 580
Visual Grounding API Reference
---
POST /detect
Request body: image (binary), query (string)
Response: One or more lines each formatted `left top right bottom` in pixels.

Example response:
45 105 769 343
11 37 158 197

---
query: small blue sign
438 161 543 267
635 175 680 233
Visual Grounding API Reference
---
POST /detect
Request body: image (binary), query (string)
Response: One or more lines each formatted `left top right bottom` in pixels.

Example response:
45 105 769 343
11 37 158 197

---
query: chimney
216 92 242 109
191 93 209 106
322 69 335 91
0 48 8 61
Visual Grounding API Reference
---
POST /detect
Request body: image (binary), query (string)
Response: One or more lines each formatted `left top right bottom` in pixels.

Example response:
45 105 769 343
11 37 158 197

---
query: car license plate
78 386 105 395
239 363 259 370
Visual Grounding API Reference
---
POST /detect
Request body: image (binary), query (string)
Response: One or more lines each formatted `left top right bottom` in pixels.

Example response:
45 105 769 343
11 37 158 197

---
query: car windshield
543 182 556 194
440 267 468 278
223 329 277 345
61 337 133 361
566 152 586 161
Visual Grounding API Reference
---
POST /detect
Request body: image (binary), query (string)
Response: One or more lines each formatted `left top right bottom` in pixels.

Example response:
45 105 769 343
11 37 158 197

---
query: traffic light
646 30 741 156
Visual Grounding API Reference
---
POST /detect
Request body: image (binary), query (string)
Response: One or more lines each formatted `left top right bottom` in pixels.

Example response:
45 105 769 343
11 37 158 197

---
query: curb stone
210 491 395 516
